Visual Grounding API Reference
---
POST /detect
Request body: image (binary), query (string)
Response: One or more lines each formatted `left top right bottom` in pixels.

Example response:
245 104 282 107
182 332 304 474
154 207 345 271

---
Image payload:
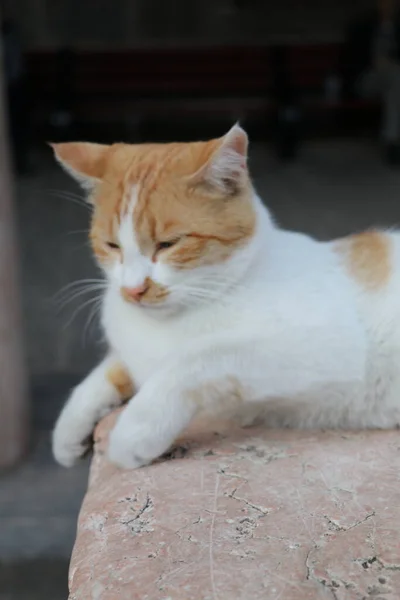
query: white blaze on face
114 185 152 289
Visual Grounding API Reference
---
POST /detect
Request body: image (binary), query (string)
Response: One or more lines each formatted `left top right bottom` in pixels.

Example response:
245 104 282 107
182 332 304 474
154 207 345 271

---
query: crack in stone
129 494 152 520
324 511 375 532
120 494 154 534
305 547 341 600
218 467 248 482
305 511 377 599
305 547 314 581
227 488 270 515
235 443 294 465
376 557 400 571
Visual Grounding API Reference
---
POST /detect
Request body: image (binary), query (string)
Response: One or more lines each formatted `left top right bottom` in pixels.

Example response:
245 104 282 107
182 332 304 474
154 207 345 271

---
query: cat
52 124 400 470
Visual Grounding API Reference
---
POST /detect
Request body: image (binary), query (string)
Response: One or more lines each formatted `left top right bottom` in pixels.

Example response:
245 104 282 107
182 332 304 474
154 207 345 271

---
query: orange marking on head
106 363 134 399
52 127 256 302
336 231 392 290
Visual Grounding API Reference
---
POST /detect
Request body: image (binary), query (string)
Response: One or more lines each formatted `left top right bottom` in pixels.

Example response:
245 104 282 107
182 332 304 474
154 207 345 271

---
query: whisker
171 280 243 297
55 284 107 312
82 297 103 346
45 189 91 211
62 295 102 330
53 278 106 302
177 274 248 291
170 279 247 308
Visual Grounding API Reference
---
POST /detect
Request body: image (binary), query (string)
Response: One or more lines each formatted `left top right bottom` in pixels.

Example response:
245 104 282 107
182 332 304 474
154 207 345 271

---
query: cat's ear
50 142 109 189
192 124 249 196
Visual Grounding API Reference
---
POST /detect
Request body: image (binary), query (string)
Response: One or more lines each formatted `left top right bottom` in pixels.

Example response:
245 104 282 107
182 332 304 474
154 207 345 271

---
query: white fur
52 355 122 467
114 185 154 290
53 189 400 470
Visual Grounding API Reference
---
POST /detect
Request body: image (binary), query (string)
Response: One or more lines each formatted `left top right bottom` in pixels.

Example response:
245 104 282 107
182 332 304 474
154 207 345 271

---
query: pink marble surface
69 413 400 600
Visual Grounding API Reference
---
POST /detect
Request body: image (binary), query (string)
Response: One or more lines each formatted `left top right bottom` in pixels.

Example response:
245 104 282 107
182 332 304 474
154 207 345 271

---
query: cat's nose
122 283 148 301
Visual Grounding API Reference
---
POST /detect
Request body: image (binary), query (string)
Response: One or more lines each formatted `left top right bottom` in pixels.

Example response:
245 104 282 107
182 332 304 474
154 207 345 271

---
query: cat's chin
136 300 184 318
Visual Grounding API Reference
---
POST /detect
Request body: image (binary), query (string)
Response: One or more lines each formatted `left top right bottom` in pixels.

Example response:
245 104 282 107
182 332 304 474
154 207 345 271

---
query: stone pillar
0 44 29 467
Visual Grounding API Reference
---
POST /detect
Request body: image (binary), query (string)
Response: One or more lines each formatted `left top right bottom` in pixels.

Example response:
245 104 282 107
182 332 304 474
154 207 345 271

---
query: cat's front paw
107 382 195 469
107 413 169 469
52 389 95 467
52 431 90 468
52 415 91 467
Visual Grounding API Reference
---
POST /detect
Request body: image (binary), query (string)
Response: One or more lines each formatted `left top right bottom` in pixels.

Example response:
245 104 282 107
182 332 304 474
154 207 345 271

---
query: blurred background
1 0 400 598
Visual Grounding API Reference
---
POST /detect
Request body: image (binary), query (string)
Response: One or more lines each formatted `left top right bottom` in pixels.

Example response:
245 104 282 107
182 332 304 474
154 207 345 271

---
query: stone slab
69 413 400 599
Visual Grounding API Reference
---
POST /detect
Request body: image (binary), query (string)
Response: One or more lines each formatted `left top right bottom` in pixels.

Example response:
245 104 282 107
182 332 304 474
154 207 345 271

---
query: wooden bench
26 47 272 131
26 43 379 140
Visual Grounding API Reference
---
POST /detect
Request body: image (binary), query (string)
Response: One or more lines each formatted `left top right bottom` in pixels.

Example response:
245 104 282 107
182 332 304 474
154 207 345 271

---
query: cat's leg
108 333 362 469
53 356 133 467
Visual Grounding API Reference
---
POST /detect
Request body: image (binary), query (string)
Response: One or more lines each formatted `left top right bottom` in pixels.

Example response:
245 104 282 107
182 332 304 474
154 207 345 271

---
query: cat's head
52 125 257 314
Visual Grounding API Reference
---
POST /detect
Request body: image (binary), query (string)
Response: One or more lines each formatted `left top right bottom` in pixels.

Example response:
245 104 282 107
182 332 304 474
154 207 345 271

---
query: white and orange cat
52 125 400 470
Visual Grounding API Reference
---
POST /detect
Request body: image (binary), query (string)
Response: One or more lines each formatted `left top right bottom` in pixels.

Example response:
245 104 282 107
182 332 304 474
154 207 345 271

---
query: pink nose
122 283 148 301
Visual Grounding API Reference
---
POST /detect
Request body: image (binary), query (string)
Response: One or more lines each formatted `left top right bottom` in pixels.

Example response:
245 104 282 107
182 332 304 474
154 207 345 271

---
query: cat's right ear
49 142 109 190
188 124 249 196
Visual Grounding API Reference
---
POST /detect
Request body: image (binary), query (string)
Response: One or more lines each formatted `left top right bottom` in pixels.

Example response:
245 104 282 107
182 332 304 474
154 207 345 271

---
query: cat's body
51 126 400 470
103 203 400 431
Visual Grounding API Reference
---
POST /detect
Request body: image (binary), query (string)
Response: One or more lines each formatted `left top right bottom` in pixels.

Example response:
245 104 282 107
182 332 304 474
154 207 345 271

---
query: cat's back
333 229 400 310
331 229 400 355
243 227 351 320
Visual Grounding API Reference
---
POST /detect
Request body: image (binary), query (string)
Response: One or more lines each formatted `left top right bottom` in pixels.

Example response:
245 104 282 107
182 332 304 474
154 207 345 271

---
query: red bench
26 47 272 126
26 43 378 137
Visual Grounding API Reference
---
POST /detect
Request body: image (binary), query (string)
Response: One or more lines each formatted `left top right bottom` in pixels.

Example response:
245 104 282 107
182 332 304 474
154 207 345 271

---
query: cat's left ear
192 124 249 196
50 142 109 190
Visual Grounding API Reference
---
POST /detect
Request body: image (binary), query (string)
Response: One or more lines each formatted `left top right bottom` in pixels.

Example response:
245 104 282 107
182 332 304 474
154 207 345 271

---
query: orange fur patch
54 134 256 305
116 140 256 273
106 363 134 399
336 231 392 290
91 140 254 265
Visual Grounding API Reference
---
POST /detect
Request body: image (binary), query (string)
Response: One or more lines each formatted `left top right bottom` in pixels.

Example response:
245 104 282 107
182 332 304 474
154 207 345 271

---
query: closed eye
155 238 180 253
106 241 120 250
